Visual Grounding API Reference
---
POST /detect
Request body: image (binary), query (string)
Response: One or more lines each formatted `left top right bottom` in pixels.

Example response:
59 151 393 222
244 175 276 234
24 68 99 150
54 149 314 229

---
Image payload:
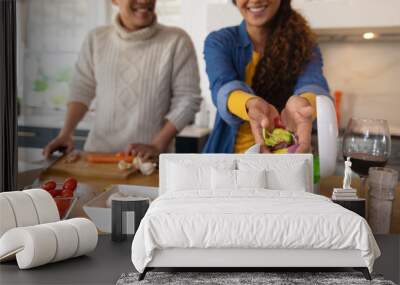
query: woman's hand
43 134 74 158
246 97 280 153
281 96 314 153
125 144 161 161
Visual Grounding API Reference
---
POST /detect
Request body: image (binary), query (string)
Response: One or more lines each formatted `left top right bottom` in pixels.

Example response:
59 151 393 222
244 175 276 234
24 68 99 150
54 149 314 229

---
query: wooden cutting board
49 152 138 179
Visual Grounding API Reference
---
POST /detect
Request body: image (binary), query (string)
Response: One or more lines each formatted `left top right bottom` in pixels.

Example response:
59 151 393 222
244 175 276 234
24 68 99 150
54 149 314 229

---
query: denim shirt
202 21 330 153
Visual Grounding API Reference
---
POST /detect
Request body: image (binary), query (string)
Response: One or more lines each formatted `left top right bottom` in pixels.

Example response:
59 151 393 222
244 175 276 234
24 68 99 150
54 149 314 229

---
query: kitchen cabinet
206 1 400 38
292 0 400 33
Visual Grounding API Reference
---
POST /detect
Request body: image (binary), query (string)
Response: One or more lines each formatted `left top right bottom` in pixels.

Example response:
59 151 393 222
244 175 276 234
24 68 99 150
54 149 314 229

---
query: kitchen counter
33 157 400 234
37 158 158 219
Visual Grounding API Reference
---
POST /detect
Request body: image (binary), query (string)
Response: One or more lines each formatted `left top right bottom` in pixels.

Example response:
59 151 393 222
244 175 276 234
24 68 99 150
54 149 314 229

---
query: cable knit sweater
69 15 202 152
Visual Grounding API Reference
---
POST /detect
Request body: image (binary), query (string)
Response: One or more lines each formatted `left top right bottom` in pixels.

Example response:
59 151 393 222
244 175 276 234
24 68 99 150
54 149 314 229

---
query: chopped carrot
86 153 133 163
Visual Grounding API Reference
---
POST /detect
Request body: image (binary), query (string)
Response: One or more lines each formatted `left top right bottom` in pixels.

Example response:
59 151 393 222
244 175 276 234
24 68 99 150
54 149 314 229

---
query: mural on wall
24 53 75 110
23 0 97 112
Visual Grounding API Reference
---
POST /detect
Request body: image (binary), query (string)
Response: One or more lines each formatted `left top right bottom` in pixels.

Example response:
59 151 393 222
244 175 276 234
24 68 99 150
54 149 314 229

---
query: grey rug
116 272 396 285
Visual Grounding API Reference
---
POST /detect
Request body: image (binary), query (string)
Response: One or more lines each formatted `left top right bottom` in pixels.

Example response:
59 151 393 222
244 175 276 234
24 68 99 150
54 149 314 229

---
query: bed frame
138 154 372 281
139 249 371 280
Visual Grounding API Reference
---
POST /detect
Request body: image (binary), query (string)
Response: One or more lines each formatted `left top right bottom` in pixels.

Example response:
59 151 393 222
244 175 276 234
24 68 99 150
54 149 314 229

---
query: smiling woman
203 0 330 154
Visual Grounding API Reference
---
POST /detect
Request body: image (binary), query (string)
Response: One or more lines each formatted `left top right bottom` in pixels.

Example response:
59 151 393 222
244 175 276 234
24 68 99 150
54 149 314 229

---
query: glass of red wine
342 118 391 194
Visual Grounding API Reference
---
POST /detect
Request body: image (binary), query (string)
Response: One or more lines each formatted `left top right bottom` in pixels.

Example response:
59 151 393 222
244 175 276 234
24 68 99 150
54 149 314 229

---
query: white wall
320 41 400 135
179 0 242 128
179 0 236 129
180 0 214 128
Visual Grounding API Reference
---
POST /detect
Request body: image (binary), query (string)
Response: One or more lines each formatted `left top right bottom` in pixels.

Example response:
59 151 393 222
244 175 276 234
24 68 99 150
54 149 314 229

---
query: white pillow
167 160 235 192
237 157 310 191
237 169 267 189
211 169 267 191
266 161 309 191
211 168 236 190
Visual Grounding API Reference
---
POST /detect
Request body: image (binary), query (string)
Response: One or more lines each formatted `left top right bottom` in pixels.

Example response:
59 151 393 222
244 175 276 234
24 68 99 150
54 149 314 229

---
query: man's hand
43 102 88 158
246 97 280 153
43 134 74 158
281 96 314 153
125 144 160 161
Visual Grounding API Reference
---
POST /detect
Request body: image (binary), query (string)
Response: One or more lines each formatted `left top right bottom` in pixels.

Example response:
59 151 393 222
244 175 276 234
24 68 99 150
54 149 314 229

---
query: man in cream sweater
44 0 201 160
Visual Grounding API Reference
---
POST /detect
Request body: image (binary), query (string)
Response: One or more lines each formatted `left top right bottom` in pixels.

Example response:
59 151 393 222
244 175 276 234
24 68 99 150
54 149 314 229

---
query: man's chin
133 17 155 28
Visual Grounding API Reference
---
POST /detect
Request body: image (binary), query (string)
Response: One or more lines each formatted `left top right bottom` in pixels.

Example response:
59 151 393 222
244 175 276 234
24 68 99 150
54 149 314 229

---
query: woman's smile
235 0 281 27
247 4 269 16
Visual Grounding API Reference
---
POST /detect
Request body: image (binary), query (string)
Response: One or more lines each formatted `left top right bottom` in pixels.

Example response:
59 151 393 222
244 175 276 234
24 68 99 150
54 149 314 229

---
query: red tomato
63 177 77 191
41 180 56 191
61 189 74 198
54 189 63 197
55 199 70 218
47 189 58 197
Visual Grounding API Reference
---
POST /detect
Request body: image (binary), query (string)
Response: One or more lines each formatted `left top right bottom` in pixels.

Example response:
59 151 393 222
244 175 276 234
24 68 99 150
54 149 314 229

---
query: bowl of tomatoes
41 177 79 219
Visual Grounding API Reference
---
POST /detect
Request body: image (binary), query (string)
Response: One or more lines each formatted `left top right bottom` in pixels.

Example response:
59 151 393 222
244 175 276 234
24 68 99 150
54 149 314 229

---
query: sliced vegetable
65 152 80 163
263 127 297 153
264 128 293 147
118 160 133 171
86 153 133 163
273 148 289 154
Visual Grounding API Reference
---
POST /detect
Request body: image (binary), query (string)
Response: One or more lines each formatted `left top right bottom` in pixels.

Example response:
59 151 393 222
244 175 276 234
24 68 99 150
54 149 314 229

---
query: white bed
131 154 380 281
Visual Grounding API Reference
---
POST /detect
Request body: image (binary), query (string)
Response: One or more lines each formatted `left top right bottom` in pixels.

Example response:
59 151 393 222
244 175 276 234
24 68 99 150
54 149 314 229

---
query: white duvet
131 190 380 273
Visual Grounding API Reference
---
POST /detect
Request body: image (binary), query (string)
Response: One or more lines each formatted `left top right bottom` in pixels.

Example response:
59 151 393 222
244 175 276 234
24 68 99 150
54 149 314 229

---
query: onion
287 144 299 153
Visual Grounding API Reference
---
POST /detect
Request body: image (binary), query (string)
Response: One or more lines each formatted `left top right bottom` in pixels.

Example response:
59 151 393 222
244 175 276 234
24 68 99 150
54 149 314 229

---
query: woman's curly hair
232 0 316 111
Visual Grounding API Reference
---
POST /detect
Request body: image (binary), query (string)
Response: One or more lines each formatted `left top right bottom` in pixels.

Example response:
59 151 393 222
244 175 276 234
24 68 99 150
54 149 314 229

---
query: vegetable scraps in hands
263 127 299 154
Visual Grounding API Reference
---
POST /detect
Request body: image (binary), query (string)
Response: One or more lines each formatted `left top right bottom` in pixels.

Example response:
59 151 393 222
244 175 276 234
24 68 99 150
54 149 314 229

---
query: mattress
131 190 380 273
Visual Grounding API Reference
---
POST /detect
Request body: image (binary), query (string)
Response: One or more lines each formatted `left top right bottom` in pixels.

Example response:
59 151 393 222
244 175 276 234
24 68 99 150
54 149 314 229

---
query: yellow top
227 52 317 153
